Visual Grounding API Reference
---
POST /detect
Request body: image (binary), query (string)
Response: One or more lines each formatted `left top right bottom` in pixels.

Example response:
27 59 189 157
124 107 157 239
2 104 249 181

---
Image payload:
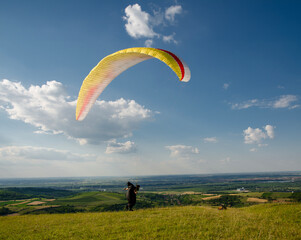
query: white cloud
150 9 165 26
265 125 275 139
145 39 153 47
289 104 300 109
203 137 218 143
162 144 205 174
243 125 275 145
123 4 159 39
223 83 230 90
165 144 199 158
123 4 183 46
250 148 257 152
231 95 299 110
243 127 266 144
231 99 259 110
0 79 153 144
273 95 298 109
105 139 136 154
165 5 183 22
163 33 178 44
0 146 95 162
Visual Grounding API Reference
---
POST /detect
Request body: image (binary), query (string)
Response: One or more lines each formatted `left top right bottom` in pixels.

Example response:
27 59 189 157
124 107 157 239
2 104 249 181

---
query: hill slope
0 203 300 240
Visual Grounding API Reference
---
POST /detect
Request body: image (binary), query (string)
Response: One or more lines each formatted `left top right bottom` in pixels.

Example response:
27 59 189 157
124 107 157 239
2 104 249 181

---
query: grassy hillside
0 203 300 240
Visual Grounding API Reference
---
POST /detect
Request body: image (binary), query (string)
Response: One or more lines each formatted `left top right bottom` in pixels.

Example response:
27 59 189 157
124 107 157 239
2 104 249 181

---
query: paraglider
76 47 191 121
124 181 140 211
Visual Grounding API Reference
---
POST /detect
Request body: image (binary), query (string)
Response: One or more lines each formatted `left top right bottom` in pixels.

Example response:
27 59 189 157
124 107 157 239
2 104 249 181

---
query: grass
0 203 300 239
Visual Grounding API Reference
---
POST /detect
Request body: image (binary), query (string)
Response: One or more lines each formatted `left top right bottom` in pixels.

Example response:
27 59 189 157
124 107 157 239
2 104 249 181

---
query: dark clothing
126 202 135 211
126 182 137 211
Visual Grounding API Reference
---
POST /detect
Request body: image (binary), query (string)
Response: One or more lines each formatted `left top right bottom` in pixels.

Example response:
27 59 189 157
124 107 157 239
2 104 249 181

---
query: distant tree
0 207 13 216
0 190 29 200
261 192 275 202
290 192 301 202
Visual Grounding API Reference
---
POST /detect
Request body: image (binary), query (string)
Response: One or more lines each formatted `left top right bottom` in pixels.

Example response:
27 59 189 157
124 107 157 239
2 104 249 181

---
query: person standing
124 182 140 211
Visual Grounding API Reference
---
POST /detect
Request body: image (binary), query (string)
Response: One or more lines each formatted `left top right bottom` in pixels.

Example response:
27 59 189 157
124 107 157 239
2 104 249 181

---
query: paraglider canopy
76 47 191 121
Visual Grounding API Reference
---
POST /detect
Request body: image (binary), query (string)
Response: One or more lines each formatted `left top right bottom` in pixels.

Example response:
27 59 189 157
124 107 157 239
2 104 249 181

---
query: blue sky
0 0 300 178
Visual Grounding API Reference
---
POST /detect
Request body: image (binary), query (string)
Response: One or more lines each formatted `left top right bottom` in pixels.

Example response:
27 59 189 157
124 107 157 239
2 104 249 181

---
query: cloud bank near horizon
0 146 96 162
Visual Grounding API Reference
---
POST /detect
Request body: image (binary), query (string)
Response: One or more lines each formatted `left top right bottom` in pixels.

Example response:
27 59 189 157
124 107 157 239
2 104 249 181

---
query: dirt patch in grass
202 195 221 200
27 201 46 206
181 192 203 195
247 198 268 203
9 200 31 206
34 205 60 210
6 213 20 217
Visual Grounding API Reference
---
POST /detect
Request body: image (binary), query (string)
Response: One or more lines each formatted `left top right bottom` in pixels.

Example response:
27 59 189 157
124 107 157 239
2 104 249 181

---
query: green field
50 192 126 208
0 203 300 240
1 189 299 216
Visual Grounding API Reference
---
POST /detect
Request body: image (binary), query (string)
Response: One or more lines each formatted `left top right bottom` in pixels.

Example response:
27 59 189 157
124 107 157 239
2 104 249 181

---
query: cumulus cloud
265 125 275 139
165 5 183 22
0 146 95 162
231 95 299 110
123 4 159 39
0 79 153 144
123 4 183 46
243 125 275 145
166 144 199 158
243 127 267 144
203 137 218 143
105 139 136 154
